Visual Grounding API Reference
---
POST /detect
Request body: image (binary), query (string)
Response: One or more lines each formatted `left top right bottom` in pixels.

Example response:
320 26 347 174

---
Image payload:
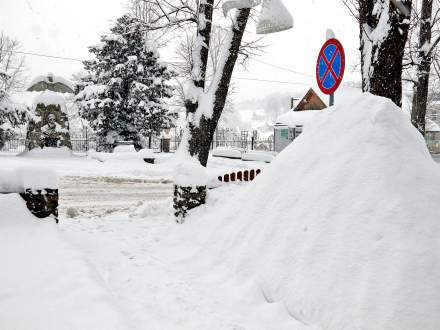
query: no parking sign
316 38 345 104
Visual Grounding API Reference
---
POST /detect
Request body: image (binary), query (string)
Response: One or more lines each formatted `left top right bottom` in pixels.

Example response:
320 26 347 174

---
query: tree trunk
411 0 433 136
174 7 251 222
186 8 251 167
359 0 412 107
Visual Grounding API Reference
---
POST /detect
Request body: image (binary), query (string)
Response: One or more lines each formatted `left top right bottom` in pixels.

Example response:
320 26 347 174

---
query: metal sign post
316 38 345 106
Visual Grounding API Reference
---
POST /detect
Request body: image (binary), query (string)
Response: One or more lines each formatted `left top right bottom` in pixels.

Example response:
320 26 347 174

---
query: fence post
85 127 89 152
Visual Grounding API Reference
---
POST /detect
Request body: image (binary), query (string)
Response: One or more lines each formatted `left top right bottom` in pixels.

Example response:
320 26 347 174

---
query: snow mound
242 151 274 163
195 93 440 329
33 90 67 112
212 148 242 159
20 147 72 158
0 195 127 329
173 158 208 186
0 167 58 192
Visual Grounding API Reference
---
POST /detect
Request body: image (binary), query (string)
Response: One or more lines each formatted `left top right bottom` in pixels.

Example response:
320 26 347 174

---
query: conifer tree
75 14 176 151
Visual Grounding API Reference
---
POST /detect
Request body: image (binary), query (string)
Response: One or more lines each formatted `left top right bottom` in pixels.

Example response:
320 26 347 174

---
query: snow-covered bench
0 167 59 222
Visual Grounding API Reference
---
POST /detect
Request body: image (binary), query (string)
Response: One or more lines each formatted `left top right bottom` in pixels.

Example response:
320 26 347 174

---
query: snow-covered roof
276 109 326 127
28 73 74 93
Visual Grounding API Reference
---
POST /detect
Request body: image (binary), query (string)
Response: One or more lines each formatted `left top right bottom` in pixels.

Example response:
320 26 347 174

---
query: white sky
0 0 360 103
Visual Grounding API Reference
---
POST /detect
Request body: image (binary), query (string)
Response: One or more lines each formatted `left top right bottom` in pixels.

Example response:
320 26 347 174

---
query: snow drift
0 195 127 329
191 93 440 329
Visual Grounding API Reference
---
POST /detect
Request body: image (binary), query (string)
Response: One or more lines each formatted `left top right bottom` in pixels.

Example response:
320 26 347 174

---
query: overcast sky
0 0 360 103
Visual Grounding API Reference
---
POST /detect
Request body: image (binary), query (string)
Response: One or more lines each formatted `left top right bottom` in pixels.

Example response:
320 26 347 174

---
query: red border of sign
316 38 345 95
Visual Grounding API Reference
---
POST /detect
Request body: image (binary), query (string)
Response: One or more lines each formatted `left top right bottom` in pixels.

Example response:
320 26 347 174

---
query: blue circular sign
316 38 345 95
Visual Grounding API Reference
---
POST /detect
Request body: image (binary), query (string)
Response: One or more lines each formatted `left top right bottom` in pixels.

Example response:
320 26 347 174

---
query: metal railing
0 130 274 154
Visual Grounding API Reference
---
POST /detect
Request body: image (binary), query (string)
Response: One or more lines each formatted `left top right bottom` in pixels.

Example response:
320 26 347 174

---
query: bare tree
0 33 27 94
129 0 292 219
0 33 27 148
407 0 440 134
172 24 264 128
343 0 412 107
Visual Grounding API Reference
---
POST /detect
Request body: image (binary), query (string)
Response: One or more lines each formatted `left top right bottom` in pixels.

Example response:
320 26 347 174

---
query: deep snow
1 93 440 329
180 93 440 329
0 195 127 330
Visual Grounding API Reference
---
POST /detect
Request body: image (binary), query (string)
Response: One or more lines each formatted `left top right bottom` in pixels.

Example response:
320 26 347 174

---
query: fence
0 129 274 154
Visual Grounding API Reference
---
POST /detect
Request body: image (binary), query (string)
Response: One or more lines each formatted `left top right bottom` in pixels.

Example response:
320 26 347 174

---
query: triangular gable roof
27 73 74 94
294 88 327 111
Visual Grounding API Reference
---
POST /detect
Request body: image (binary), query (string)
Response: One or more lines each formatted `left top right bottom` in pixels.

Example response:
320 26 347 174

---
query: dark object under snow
20 188 59 223
173 185 207 222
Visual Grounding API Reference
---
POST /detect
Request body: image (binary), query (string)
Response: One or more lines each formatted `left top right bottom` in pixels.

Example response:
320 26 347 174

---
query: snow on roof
276 109 326 127
28 73 74 92
186 93 440 329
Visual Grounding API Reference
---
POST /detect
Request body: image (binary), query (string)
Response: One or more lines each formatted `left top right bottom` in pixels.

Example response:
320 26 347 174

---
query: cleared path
59 176 173 219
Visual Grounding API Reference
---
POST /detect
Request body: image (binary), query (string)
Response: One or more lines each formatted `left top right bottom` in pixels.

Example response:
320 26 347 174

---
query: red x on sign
316 38 345 95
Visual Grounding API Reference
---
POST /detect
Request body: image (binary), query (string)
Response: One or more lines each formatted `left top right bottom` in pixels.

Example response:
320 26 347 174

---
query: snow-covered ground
2 94 440 329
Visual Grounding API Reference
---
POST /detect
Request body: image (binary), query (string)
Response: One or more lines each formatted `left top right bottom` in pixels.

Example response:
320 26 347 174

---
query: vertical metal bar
329 93 335 106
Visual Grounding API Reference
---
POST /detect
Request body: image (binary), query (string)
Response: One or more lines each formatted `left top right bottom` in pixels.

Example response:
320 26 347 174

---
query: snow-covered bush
75 15 177 152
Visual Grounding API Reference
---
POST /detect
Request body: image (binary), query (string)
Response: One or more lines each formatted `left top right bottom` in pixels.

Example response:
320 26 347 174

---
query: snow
0 167 58 192
242 151 274 162
33 90 67 112
114 145 137 153
182 93 440 329
212 147 243 159
1 93 440 329
173 157 208 186
276 109 326 127
0 194 128 330
222 0 262 17
256 0 293 35
326 29 336 40
426 118 440 132
29 73 74 92
22 147 72 158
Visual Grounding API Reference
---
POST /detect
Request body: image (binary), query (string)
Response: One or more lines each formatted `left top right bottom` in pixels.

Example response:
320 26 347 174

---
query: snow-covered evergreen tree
75 14 176 151
0 71 27 149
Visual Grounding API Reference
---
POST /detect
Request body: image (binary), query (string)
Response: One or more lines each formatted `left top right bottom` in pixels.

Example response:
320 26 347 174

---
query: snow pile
32 90 68 113
173 158 208 186
0 194 127 329
21 147 72 158
113 144 137 153
276 109 325 127
88 148 155 162
256 0 293 34
193 93 440 329
212 148 243 159
0 167 58 192
241 151 274 163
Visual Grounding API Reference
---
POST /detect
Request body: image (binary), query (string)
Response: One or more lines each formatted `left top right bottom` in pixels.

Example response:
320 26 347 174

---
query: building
274 88 327 152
